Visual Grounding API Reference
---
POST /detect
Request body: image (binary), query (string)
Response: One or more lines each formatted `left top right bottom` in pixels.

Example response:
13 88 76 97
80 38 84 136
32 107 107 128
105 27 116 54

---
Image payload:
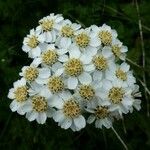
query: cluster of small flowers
8 13 141 131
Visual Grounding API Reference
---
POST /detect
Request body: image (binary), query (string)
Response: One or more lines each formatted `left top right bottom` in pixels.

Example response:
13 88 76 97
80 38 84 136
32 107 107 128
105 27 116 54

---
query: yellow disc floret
75 33 90 48
98 31 112 45
61 25 74 37
93 56 107 71
24 67 39 82
108 87 124 104
95 106 109 119
79 85 95 101
14 86 28 102
63 99 81 118
27 36 39 48
42 50 58 65
32 96 48 112
112 45 121 57
48 76 64 93
116 69 127 81
39 19 54 31
65 58 83 76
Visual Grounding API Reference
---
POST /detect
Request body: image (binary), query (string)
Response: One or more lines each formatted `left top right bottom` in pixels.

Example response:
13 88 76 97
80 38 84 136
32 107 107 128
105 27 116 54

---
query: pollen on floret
32 96 48 112
63 99 81 118
27 36 39 48
108 87 124 104
75 33 90 48
48 76 64 93
95 106 109 119
98 31 112 45
79 85 95 101
61 25 74 38
93 56 107 71
116 69 127 81
112 45 121 57
42 50 58 65
39 19 54 31
14 86 28 102
64 58 83 76
24 67 39 82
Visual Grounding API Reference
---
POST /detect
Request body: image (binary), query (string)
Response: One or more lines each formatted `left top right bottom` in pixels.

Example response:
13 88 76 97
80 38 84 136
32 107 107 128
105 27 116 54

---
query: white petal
21 102 32 112
80 54 92 64
26 111 38 121
53 110 65 122
120 62 130 72
60 118 72 129
54 68 64 76
93 70 102 81
8 89 15 99
31 47 41 58
10 100 20 112
84 64 95 72
67 77 78 89
90 37 101 47
58 55 68 62
102 80 112 90
45 32 52 42
74 115 86 130
102 47 113 58
50 95 64 109
36 112 47 124
32 58 42 67
39 68 50 78
69 44 80 59
87 115 96 124
79 72 92 84
60 37 71 48
22 45 30 52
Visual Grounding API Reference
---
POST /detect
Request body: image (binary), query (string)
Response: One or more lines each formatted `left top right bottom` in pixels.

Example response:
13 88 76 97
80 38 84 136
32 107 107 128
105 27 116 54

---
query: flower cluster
8 13 141 131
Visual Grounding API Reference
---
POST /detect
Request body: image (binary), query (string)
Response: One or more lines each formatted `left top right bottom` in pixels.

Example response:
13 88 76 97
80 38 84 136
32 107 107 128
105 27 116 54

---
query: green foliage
0 0 150 149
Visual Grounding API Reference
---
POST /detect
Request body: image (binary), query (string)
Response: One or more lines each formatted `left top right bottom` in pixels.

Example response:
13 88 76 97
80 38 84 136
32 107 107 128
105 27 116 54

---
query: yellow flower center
112 45 121 57
39 19 54 31
24 67 39 82
48 76 64 93
108 87 124 104
14 86 28 102
93 56 107 71
98 31 112 45
42 50 58 65
63 99 81 118
95 106 109 119
116 69 127 81
32 96 48 112
27 36 39 48
79 85 95 101
61 25 74 37
75 33 90 48
65 58 83 76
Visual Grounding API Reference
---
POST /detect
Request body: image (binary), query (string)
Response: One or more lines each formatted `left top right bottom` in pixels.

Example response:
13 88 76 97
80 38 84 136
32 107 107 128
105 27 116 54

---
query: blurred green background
0 0 150 149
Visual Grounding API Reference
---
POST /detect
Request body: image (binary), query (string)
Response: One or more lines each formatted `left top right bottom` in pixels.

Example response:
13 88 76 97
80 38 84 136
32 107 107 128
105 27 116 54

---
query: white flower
75 75 104 107
36 13 64 43
111 39 128 60
129 84 141 112
52 91 86 131
86 102 113 129
57 49 93 90
91 24 117 46
100 79 134 117
22 87 55 124
106 62 136 87
90 46 114 78
19 61 50 84
32 43 66 68
8 78 29 115
56 19 81 49
72 28 99 57
22 28 45 58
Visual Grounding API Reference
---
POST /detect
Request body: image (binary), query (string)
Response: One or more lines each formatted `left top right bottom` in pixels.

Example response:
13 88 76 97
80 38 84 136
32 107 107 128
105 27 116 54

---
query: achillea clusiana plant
8 13 141 148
